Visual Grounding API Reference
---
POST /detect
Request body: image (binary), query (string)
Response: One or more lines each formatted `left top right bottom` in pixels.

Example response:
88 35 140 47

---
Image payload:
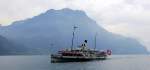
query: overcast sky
0 0 150 51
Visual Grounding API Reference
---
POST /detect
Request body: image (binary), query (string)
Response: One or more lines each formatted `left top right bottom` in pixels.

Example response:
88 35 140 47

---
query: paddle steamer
51 26 111 62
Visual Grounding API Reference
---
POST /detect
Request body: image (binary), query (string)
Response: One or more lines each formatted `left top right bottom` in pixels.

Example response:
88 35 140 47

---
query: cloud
0 0 67 25
0 0 150 51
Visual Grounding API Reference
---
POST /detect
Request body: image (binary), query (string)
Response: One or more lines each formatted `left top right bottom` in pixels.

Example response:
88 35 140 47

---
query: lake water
0 55 150 70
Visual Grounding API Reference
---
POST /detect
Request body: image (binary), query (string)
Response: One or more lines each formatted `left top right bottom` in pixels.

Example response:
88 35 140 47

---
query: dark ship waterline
51 26 112 62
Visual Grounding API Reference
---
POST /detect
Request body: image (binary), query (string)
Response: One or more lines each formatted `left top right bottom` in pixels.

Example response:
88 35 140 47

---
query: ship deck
51 55 107 63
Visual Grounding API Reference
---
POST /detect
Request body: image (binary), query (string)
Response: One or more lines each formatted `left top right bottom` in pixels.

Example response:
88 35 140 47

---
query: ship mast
94 33 97 51
71 26 78 51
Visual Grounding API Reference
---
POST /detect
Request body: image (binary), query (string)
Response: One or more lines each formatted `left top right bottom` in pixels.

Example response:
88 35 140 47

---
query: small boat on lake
51 26 112 62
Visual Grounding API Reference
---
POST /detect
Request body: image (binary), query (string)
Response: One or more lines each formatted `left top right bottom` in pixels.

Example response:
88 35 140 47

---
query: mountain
0 8 148 54
0 35 29 55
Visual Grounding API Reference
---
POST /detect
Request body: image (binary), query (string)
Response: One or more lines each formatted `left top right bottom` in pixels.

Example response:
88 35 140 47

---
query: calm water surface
0 55 150 70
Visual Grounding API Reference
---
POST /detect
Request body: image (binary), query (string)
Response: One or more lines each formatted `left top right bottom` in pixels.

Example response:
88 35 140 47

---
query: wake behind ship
51 26 112 62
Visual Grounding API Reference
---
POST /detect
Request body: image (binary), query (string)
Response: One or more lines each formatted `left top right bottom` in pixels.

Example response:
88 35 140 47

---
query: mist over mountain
0 8 148 54
0 35 30 55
